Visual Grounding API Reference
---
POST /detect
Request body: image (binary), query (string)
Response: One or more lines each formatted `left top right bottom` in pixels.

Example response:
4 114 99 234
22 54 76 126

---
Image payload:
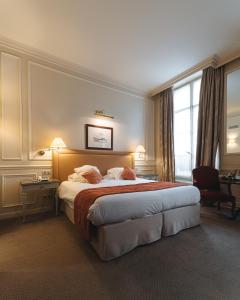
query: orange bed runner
74 181 186 241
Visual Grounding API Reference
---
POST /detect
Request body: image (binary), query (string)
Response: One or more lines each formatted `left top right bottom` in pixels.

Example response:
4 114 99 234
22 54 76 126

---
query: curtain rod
150 55 217 97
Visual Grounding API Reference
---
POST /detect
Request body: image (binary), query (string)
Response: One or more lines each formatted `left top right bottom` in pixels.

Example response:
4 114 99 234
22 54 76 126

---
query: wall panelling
0 40 155 219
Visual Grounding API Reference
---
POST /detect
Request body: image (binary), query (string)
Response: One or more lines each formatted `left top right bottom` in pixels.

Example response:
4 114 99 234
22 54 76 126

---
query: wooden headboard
52 149 134 182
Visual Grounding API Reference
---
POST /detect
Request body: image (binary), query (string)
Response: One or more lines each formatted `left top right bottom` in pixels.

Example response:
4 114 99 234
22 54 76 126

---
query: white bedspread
59 179 200 226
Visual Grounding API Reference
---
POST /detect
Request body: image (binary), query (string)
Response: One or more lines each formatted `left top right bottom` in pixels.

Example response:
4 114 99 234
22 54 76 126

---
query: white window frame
173 77 201 181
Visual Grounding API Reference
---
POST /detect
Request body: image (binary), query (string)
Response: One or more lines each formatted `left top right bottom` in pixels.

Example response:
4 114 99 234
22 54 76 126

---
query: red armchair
192 166 236 216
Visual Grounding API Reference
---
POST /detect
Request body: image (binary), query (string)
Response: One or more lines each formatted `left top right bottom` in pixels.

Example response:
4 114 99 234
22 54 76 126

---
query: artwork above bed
85 124 113 150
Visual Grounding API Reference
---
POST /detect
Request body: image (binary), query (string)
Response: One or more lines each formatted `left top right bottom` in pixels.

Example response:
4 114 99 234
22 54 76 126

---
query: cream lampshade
50 137 67 150
135 144 146 160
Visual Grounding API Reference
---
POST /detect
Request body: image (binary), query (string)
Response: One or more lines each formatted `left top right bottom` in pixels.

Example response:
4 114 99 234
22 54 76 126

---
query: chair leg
217 200 221 210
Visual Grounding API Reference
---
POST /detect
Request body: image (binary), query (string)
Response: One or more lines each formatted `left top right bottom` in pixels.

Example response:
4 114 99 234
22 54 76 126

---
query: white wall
0 40 155 219
28 62 145 158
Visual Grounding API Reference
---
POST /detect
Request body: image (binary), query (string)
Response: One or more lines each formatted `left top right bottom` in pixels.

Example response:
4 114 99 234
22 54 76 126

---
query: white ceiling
0 0 240 94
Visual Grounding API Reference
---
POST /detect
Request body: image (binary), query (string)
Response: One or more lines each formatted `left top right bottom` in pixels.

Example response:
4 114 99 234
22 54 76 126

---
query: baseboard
0 206 53 221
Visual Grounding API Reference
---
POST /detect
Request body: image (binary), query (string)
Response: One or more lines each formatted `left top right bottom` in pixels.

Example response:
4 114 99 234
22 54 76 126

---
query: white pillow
107 167 124 180
103 174 115 180
68 173 88 183
74 165 100 175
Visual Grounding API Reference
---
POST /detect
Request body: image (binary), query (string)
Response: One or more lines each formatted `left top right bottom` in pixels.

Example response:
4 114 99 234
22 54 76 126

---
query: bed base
62 202 200 261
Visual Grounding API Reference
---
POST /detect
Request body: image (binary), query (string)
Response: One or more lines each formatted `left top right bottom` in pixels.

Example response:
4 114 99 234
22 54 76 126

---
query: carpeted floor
0 208 240 300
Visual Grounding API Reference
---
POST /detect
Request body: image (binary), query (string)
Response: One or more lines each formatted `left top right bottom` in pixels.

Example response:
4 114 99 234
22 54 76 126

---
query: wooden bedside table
137 174 159 181
19 179 60 222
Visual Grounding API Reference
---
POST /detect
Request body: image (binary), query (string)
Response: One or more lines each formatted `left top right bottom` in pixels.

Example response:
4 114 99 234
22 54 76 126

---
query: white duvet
58 178 200 226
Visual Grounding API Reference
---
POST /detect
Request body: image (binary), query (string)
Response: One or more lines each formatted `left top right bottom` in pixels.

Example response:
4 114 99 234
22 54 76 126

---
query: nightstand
137 174 159 181
19 179 60 222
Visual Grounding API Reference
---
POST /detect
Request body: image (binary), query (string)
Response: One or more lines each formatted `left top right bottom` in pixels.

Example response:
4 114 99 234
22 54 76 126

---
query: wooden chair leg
217 200 221 210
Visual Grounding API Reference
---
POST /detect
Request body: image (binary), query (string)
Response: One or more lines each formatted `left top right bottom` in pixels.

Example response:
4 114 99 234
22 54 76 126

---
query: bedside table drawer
20 179 60 221
21 182 58 192
38 183 58 189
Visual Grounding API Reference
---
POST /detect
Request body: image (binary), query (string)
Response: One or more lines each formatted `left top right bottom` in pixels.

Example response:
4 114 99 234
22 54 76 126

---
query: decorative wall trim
135 161 156 167
150 51 240 97
217 50 240 68
150 55 217 96
1 52 23 160
0 35 239 100
0 35 145 98
136 166 156 171
0 165 51 169
27 61 144 160
1 173 37 207
27 61 33 161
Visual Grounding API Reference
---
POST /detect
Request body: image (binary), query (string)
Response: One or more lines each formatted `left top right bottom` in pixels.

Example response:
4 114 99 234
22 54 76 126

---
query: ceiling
0 0 240 94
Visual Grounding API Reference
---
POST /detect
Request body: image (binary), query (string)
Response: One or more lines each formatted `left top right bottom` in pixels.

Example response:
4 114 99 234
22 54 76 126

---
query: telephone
37 175 49 182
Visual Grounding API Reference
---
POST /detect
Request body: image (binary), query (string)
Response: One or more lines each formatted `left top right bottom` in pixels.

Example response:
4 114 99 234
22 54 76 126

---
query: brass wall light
94 110 114 119
38 137 67 155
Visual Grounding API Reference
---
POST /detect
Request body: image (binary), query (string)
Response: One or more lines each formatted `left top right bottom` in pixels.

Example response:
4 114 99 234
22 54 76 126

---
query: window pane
174 109 191 178
192 106 199 168
174 84 190 111
193 79 201 105
174 78 201 181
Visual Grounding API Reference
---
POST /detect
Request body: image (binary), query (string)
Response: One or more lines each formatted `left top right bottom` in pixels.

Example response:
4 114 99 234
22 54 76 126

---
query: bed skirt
62 201 200 260
162 204 200 237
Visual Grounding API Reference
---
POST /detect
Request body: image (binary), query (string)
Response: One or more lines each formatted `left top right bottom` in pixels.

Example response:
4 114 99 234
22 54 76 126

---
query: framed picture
85 124 113 150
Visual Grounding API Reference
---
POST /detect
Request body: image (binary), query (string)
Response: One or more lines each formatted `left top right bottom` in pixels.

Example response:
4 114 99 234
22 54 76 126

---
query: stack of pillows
68 165 136 184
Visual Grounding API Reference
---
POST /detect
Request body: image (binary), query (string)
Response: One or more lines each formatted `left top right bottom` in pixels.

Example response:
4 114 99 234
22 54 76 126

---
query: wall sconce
228 135 238 146
38 137 67 155
50 137 67 150
135 144 146 160
228 138 236 146
94 110 114 119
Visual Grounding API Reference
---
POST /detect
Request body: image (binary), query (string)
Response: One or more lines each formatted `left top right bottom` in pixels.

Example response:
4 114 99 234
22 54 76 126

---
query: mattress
59 179 200 226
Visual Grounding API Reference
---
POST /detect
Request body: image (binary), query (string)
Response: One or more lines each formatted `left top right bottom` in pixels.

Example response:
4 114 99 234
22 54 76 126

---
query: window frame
173 76 201 181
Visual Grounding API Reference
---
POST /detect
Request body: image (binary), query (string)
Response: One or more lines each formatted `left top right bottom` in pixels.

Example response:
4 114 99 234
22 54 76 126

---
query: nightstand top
20 179 60 186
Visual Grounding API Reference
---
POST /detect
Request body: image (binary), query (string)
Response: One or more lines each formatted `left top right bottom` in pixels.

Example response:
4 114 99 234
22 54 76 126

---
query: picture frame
85 124 113 150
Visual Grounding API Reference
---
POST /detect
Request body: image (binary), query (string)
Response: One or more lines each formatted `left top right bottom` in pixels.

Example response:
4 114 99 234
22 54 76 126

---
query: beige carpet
0 208 240 300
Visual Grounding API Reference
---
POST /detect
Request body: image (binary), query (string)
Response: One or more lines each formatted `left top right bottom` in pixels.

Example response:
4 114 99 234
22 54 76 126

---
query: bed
54 149 200 261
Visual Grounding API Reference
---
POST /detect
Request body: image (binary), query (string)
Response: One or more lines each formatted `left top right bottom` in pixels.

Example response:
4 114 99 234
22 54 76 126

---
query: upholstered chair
192 166 236 216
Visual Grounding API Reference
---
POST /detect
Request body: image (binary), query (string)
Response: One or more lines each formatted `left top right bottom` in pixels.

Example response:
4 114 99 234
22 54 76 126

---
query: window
173 78 201 181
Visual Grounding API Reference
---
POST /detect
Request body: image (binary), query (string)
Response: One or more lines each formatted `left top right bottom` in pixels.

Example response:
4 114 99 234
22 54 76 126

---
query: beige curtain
154 88 175 182
196 66 224 167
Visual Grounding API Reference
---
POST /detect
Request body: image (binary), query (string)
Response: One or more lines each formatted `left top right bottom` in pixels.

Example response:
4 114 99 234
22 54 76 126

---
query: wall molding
150 55 217 96
0 165 51 169
1 173 37 207
27 61 145 160
0 35 145 98
1 52 23 160
135 160 156 166
217 50 240 68
150 51 240 97
27 62 52 161
0 35 239 100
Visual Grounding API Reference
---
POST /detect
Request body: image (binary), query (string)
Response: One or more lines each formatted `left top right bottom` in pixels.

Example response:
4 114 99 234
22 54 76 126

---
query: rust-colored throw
74 181 186 240
82 169 102 184
121 166 136 180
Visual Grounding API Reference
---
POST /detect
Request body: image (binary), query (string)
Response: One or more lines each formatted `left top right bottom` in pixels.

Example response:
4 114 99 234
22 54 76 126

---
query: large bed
54 149 200 261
